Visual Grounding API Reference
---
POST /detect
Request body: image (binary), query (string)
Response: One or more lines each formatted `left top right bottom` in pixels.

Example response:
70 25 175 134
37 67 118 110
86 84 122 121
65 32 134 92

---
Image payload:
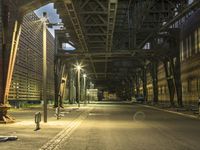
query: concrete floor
57 102 200 150
1 102 200 150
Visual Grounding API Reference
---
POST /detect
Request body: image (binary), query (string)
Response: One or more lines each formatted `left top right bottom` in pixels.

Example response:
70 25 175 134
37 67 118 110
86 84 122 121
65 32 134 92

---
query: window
143 42 151 50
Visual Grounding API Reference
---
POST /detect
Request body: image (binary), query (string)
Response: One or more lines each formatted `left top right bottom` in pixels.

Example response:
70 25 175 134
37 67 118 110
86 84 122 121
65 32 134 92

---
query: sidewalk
140 102 200 120
0 104 91 150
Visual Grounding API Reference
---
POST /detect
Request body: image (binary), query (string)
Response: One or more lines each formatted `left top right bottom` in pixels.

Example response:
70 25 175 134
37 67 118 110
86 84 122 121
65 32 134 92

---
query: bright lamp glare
83 74 87 78
76 65 81 70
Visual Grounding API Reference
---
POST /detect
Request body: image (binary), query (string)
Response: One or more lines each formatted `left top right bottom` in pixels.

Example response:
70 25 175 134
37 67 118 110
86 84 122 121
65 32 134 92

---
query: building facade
8 12 55 102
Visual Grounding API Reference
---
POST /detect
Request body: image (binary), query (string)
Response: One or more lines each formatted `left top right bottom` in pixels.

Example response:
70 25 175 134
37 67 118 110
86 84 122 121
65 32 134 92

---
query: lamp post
42 12 48 123
83 74 87 104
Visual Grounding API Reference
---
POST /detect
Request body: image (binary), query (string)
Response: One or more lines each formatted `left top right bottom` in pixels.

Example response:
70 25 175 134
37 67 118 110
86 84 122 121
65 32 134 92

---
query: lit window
143 42 150 50
62 43 75 50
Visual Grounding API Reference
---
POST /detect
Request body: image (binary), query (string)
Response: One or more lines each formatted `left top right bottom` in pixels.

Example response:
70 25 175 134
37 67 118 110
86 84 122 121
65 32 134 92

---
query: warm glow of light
76 65 81 70
74 63 84 71
83 74 87 78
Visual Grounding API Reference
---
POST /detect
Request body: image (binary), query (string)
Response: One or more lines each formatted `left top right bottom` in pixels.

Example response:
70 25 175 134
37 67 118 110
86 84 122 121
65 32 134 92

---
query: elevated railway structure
0 0 200 123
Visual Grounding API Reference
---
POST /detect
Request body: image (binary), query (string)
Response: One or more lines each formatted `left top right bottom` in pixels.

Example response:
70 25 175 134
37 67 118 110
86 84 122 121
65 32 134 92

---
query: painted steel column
142 67 147 102
170 57 183 107
135 73 140 96
150 61 158 104
163 59 175 106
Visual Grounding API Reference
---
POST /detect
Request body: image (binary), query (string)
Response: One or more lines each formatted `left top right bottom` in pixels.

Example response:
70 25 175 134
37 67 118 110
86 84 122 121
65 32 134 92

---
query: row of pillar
116 54 182 107
132 56 182 107
54 63 89 106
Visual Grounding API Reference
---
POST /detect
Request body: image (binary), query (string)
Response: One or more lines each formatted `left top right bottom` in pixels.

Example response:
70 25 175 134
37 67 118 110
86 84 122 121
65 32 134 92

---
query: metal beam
105 0 118 78
136 0 200 50
64 0 97 78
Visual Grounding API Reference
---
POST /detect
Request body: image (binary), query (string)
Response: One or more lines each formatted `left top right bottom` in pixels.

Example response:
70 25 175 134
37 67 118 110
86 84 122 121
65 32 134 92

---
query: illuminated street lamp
83 74 87 104
75 64 83 107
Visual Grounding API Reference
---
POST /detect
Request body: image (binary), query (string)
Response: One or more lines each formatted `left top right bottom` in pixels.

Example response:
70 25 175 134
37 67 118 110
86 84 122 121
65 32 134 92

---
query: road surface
53 101 200 150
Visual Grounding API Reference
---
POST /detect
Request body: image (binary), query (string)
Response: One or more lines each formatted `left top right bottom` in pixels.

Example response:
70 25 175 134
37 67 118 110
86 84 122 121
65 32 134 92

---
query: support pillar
150 61 158 104
163 59 175 106
142 67 147 103
170 57 183 107
54 58 66 108
135 72 140 96
0 1 21 123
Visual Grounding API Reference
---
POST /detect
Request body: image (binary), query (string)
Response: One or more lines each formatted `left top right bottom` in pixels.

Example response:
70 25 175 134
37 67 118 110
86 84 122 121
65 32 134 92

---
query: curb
141 104 199 120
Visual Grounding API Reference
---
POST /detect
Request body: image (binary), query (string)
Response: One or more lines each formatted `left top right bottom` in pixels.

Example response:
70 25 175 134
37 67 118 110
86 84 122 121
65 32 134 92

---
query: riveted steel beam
64 0 97 78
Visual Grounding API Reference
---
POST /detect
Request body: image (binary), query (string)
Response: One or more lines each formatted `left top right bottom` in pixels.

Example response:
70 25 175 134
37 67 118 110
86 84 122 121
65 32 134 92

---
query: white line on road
141 104 199 120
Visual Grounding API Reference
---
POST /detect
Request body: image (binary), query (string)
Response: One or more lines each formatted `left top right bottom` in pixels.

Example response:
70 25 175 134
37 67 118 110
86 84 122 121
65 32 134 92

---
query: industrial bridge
0 1 200 149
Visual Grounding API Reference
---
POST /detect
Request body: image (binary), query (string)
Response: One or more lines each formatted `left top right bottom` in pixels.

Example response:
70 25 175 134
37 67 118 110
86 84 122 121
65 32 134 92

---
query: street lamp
83 74 87 104
41 12 64 123
74 64 83 107
41 12 48 123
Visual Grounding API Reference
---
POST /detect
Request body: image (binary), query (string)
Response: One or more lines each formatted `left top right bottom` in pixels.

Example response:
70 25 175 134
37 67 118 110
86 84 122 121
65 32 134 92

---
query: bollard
35 112 41 131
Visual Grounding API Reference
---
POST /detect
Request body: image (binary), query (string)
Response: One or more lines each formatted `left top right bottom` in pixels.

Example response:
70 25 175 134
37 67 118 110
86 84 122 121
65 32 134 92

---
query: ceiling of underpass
17 0 197 86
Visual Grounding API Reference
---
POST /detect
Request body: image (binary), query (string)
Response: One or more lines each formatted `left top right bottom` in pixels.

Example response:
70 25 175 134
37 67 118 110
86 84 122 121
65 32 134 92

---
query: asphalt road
56 102 200 150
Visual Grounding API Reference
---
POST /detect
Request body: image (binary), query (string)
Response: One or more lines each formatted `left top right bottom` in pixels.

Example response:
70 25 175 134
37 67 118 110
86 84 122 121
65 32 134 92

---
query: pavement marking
39 108 93 150
88 113 110 116
133 111 146 121
141 104 199 120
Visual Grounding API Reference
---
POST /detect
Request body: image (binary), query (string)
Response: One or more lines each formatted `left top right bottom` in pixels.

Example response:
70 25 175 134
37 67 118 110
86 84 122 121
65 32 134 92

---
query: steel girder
11 0 200 85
